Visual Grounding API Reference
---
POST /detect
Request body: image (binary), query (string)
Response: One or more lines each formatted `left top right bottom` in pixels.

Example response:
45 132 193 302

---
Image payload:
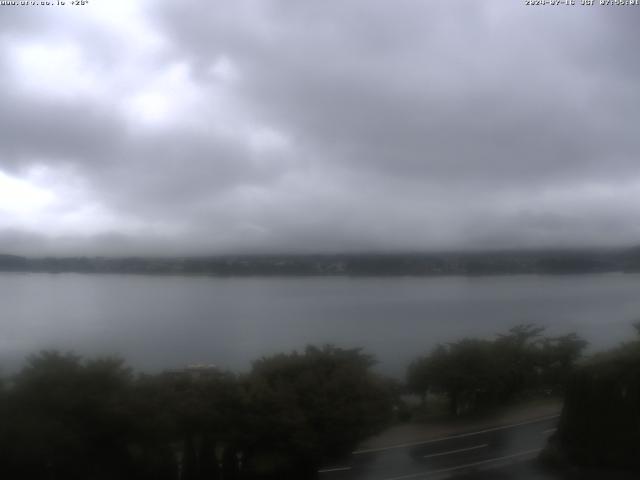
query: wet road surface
318 416 563 479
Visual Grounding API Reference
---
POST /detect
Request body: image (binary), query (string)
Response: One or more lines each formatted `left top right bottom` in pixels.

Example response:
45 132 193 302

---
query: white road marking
384 448 543 480
423 443 488 459
318 466 352 473
542 428 557 434
352 414 560 455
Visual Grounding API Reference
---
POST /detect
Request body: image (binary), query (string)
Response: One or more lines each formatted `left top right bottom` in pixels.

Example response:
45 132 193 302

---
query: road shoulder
357 398 562 452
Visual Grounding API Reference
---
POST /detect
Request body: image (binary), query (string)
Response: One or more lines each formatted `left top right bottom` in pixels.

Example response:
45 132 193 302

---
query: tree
407 325 587 417
0 346 394 479
494 324 546 398
543 324 640 471
131 367 245 480
3 351 135 479
407 354 432 406
242 345 393 477
539 333 588 391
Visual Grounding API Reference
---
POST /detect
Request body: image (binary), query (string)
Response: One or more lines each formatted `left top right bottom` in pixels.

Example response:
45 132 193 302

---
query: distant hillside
0 255 28 270
1 247 640 276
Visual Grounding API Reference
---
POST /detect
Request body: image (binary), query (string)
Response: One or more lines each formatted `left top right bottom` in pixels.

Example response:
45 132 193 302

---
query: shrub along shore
3 323 640 478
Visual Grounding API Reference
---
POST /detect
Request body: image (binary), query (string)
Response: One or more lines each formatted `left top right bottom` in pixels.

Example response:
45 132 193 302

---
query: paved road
318 416 562 480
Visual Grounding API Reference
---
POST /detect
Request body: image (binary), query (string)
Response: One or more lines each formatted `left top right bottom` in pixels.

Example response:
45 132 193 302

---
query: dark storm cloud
148 1 640 188
0 93 124 170
1 0 640 254
97 128 292 220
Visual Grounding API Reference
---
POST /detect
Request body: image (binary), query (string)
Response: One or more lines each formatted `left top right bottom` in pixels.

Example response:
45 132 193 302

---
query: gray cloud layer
1 1 639 255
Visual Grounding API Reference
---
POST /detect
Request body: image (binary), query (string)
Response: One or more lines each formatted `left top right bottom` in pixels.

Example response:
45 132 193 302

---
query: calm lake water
1 272 639 377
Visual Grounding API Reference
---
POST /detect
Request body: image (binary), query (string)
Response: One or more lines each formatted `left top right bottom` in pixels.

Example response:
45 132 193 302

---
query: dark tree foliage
407 324 587 416
1 352 134 479
0 346 393 480
128 367 246 480
543 325 640 472
409 340 501 415
243 346 393 477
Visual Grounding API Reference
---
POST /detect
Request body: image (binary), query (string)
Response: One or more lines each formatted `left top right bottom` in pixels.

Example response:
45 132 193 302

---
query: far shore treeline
2 246 640 276
1 323 616 479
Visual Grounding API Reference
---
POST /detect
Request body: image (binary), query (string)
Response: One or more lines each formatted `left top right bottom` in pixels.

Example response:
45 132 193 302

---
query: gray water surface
1 273 639 376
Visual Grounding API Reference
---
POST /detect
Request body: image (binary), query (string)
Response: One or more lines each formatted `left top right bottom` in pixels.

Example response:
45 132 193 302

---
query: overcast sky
0 0 639 256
